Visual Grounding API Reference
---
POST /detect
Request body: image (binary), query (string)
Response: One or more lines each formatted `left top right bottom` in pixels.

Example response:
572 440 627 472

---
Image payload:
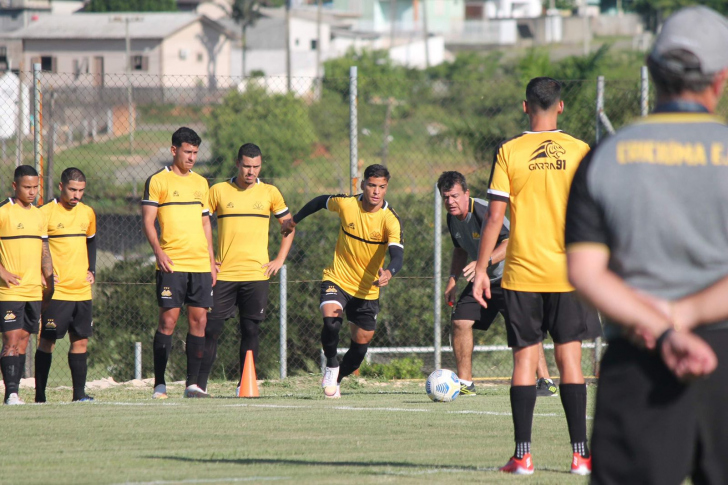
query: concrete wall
162 19 232 86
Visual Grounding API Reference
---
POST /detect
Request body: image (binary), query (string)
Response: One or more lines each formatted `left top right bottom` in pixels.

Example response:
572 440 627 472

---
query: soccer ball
425 369 460 402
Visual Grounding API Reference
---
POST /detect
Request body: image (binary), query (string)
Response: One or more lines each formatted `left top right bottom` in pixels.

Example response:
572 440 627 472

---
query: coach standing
566 6 728 484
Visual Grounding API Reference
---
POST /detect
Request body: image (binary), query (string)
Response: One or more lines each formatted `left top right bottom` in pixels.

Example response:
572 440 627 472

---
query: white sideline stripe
79 402 179 407
115 477 288 485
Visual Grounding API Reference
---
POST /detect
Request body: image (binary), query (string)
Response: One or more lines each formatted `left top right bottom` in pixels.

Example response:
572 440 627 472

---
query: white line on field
114 477 288 485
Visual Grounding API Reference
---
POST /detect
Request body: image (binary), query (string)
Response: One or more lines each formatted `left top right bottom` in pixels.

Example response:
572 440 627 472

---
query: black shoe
536 378 558 397
459 382 476 396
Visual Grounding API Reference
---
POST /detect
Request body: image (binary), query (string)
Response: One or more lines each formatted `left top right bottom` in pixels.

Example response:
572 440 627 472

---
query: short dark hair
437 171 468 195
525 77 562 111
647 49 715 97
171 127 201 148
61 167 86 185
364 164 390 181
237 143 262 161
14 165 38 182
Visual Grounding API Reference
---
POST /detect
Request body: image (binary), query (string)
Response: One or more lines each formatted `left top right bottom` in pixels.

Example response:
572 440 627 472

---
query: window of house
295 38 299 46
0 47 7 71
465 2 484 20
197 52 203 62
132 55 149 71
40 56 56 73
310 39 317 50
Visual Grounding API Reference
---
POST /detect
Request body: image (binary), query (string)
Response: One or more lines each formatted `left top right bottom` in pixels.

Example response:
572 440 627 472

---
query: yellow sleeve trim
566 242 610 254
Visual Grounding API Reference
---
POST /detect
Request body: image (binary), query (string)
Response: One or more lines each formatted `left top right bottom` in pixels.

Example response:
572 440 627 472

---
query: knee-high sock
68 352 88 401
321 317 343 368
185 334 205 387
153 331 172 387
560 383 590 457
35 349 53 402
338 341 369 382
197 318 224 391
511 385 537 458
238 318 260 384
1 355 22 400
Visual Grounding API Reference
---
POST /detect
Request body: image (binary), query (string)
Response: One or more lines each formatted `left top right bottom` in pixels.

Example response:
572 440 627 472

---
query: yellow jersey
40 199 96 301
142 167 211 273
488 130 590 292
209 178 289 282
323 195 403 300
0 198 48 301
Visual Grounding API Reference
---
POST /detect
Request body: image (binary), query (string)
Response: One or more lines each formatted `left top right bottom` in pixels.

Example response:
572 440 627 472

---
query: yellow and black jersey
488 130 590 292
323 194 403 300
209 177 289 282
0 198 48 301
142 166 211 273
40 199 96 301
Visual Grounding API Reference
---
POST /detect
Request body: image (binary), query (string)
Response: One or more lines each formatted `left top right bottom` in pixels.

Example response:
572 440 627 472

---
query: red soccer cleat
500 454 534 475
570 452 592 475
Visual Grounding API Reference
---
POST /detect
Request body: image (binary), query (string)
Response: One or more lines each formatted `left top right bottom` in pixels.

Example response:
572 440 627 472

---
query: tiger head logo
530 140 566 161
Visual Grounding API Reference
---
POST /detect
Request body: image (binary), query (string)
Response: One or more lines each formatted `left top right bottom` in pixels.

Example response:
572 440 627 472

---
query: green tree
625 0 728 31
87 0 177 12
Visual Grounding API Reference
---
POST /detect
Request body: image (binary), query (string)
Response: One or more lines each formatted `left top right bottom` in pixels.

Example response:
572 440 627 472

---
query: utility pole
421 0 430 68
110 16 142 154
285 0 291 93
389 0 396 49
315 0 322 81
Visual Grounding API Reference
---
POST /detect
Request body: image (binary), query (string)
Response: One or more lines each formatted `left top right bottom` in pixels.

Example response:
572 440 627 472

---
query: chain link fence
3 65 719 388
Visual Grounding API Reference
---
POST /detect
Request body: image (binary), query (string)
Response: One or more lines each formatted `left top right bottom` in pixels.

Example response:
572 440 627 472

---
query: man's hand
263 257 285 277
86 271 95 285
211 260 218 287
281 218 297 237
445 276 457 307
374 268 392 287
155 249 174 273
660 330 717 381
472 269 491 308
462 261 478 282
0 267 20 287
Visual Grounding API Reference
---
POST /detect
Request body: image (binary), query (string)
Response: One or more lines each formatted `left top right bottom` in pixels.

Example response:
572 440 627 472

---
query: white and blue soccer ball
425 369 460 402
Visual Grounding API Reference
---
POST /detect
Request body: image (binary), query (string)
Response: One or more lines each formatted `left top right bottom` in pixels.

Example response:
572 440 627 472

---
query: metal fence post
433 183 442 370
134 342 142 380
596 75 604 144
349 66 358 195
279 264 288 379
641 66 649 117
33 63 44 202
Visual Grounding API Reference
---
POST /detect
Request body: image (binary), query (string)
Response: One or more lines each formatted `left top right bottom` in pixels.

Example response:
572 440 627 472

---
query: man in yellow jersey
34 168 96 403
199 143 295 394
472 78 602 475
142 127 216 399
281 164 403 398
0 165 54 405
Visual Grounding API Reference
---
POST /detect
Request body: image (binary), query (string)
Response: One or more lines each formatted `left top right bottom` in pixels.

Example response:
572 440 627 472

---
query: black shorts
41 300 93 340
208 280 270 321
452 282 504 331
0 301 41 334
501 289 602 347
320 281 379 331
591 329 728 485
156 271 213 309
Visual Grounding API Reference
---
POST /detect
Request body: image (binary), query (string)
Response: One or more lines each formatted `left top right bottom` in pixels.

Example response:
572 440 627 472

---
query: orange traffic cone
238 350 259 398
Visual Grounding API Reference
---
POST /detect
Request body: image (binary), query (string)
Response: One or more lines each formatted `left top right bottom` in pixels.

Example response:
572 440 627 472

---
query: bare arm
202 214 216 286
41 239 54 304
445 247 468 305
142 204 173 272
471 200 507 307
264 214 296 277
672 275 728 331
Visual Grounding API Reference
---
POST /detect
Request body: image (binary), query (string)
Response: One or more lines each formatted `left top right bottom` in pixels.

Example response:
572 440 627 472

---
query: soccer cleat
570 453 591 475
459 382 477 396
4 393 25 405
324 384 341 399
322 366 339 388
536 378 558 397
183 384 210 398
73 395 94 402
500 454 534 475
152 384 168 400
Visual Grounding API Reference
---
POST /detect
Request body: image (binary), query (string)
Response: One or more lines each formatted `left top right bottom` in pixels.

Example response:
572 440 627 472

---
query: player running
281 164 403 398
142 127 216 399
0 165 54 405
199 143 295 395
35 168 97 403
437 171 557 397
472 78 602 475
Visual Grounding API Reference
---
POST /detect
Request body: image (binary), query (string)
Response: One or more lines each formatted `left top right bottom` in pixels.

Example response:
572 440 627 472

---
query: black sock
35 349 53 402
560 383 590 458
511 385 537 458
197 319 224 391
1 355 22 400
68 352 88 401
19 353 25 378
185 334 205 387
338 341 368 382
153 331 172 387
321 317 342 368
238 318 260 385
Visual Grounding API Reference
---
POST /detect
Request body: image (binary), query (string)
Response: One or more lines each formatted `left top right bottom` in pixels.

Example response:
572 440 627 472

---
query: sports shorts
41 300 93 340
452 282 504 331
0 300 41 334
155 271 213 309
208 280 270 321
591 328 728 485
501 289 602 347
320 280 379 331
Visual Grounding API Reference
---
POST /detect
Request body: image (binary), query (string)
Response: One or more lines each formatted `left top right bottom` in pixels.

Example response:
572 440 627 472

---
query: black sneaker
536 378 558 397
73 395 94 402
459 382 476 396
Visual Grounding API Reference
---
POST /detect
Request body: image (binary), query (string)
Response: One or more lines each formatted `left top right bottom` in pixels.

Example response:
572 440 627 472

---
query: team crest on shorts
4 311 16 322
161 287 173 298
325 285 337 295
45 319 56 329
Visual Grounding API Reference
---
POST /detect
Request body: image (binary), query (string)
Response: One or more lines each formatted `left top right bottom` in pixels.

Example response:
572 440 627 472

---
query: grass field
0 377 593 485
